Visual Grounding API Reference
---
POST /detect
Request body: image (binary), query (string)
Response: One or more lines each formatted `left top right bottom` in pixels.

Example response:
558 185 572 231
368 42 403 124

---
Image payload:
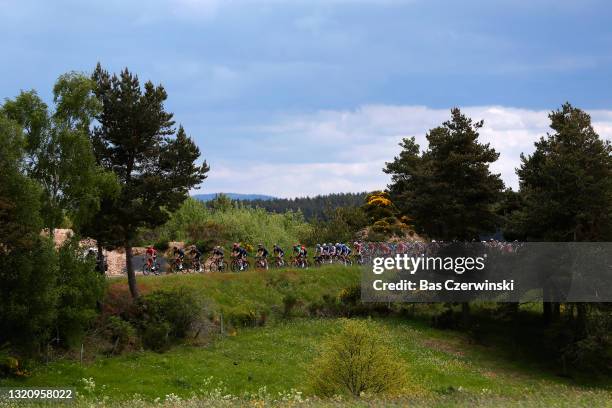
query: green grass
106 265 361 323
1 266 610 407
1 318 610 406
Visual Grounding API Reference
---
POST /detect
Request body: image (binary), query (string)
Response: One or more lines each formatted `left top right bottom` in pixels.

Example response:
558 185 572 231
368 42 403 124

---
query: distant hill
193 193 276 202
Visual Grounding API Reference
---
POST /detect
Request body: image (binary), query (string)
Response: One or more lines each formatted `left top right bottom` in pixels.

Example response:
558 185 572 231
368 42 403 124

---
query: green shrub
337 284 361 306
308 294 342 317
545 311 612 373
56 236 106 347
141 321 172 352
308 319 407 397
105 316 137 354
153 239 169 252
431 309 458 330
227 310 258 327
282 293 299 318
158 198 313 250
133 288 204 350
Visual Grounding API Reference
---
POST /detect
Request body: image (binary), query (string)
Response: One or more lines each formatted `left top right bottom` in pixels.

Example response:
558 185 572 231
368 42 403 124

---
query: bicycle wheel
142 263 150 275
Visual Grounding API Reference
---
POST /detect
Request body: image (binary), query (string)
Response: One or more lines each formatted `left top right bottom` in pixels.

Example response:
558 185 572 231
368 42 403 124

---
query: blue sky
2 0 612 197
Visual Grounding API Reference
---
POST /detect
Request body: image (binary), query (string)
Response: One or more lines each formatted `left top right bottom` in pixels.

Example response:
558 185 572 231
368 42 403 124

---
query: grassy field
1 266 610 407
104 265 361 326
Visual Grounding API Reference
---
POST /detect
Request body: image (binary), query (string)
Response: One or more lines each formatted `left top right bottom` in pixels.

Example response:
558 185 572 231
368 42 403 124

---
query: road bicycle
142 258 161 275
230 257 250 272
272 256 285 268
205 255 225 272
254 256 269 270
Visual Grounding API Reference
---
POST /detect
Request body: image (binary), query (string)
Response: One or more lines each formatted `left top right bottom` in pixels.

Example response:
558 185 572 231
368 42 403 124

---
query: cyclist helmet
258 243 263 248
233 242 239 248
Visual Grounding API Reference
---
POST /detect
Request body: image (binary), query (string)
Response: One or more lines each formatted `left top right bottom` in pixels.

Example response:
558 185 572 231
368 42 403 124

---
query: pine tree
516 103 612 325
384 108 504 241
516 103 612 242
91 64 209 297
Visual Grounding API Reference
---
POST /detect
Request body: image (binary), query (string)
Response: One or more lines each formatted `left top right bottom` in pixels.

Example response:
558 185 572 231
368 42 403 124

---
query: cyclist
213 245 224 258
320 243 329 262
273 244 285 266
172 246 185 271
354 241 364 263
300 244 308 267
255 244 269 269
189 246 202 272
340 242 352 263
292 243 303 267
314 244 323 263
231 243 248 271
329 243 337 259
145 245 158 271
211 245 225 271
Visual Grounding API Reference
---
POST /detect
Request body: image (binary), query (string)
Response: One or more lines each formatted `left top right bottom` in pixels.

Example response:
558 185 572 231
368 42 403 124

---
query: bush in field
133 288 204 351
545 309 612 373
105 316 138 354
308 319 407 397
56 237 106 347
282 293 299 318
160 198 312 250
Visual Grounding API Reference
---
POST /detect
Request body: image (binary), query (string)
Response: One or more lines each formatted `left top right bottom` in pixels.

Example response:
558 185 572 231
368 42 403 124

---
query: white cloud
197 105 612 198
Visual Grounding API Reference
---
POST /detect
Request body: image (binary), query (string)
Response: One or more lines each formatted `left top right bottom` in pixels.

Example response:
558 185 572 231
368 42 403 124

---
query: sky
1 0 612 197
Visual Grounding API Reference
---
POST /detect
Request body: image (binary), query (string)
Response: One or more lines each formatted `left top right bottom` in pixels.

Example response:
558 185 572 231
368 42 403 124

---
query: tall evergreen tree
384 108 504 241
516 103 612 242
515 103 612 325
91 64 209 297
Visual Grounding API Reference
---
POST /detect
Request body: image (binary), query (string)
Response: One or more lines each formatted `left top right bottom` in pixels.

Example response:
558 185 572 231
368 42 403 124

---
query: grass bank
1 318 610 406
1 267 610 407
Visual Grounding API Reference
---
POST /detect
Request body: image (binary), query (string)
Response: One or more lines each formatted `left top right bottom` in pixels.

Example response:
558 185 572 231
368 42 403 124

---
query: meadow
1 266 610 407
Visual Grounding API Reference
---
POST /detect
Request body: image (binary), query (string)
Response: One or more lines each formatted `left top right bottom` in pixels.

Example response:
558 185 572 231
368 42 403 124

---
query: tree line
382 105 611 370
242 192 368 221
0 64 208 354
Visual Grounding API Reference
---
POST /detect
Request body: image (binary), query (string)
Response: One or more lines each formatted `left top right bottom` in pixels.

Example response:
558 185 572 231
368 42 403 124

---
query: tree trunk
552 302 561 321
543 302 552 325
576 303 588 336
461 302 470 326
97 242 105 275
125 245 139 298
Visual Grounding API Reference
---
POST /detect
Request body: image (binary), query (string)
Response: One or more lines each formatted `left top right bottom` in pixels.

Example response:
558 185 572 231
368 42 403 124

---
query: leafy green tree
0 113 59 353
384 108 504 241
91 64 209 297
207 193 234 212
1 75 116 237
308 206 368 244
